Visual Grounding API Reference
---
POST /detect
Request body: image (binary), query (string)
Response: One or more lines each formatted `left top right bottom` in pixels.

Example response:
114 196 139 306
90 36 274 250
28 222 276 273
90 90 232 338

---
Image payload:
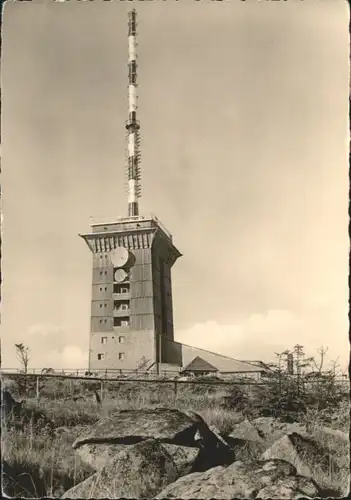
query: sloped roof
182 356 218 373
240 360 273 372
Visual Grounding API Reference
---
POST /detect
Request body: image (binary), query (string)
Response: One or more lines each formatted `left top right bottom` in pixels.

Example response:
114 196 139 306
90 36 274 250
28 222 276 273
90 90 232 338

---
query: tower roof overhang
79 214 182 265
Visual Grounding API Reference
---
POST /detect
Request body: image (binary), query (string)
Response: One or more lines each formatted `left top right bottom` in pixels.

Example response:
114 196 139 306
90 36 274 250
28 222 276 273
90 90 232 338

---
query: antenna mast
126 9 141 217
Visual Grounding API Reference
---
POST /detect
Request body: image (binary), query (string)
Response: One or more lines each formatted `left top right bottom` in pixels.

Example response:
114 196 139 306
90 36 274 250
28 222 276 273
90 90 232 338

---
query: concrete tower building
80 10 266 378
80 10 181 372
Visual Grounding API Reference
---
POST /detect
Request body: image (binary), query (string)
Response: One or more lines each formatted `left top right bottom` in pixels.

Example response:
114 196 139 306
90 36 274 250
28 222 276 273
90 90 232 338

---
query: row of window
97 280 130 295
97 352 125 361
98 301 130 310
99 286 132 294
101 336 125 344
98 318 130 327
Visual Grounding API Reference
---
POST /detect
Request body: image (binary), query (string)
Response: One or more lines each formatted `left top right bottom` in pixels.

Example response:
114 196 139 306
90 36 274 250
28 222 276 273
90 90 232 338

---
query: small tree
15 343 30 397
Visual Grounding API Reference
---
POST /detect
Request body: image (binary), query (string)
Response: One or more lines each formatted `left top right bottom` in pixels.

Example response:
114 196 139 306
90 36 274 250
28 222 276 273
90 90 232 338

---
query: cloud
3 323 88 370
27 323 64 337
42 345 88 370
176 308 349 369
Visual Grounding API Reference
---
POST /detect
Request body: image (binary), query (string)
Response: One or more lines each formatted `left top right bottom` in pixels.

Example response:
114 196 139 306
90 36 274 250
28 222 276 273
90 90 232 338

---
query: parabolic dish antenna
110 246 129 268
114 268 128 283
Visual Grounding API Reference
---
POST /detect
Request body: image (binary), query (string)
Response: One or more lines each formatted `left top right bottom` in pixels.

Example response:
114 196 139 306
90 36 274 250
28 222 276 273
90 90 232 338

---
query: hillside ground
1 375 349 498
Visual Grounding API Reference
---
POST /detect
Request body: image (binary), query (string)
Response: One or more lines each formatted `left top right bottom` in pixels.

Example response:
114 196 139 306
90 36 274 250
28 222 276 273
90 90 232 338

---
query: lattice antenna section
124 127 141 198
125 9 141 217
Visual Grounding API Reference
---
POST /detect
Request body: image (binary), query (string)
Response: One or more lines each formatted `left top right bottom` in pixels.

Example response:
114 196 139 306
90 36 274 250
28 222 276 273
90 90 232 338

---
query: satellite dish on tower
114 268 128 283
110 247 129 268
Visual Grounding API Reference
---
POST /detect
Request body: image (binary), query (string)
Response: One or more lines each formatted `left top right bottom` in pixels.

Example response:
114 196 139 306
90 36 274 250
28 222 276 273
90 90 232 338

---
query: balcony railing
88 213 173 241
113 308 130 317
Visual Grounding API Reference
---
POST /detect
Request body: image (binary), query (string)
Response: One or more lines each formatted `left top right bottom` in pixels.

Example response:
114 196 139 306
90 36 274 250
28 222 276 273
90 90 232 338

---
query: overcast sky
1 0 349 371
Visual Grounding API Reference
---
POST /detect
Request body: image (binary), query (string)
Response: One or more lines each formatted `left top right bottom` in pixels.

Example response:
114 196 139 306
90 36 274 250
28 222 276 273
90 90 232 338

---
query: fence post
100 380 104 404
36 376 40 404
174 380 178 398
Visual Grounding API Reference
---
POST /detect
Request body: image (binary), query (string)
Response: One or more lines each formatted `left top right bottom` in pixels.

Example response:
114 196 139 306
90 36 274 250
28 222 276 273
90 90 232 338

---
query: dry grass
2 375 349 498
2 425 94 498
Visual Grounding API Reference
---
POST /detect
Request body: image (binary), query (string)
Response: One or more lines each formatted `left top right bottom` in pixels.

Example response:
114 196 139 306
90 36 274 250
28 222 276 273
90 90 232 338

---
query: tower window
119 336 125 344
99 304 102 308
100 287 102 291
104 271 107 275
97 353 105 361
114 317 130 327
104 304 107 308
99 319 103 324
114 283 130 294
101 337 108 344
114 300 129 311
119 353 125 361
105 287 107 291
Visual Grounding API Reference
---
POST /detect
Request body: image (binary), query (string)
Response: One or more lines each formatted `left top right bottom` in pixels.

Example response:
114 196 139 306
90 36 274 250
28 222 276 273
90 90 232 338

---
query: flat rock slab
77 441 200 475
76 443 128 470
73 408 200 449
62 439 178 499
155 459 320 499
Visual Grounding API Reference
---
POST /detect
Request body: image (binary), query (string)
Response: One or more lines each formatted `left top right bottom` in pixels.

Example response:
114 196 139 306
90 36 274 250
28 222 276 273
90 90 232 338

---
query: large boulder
71 408 234 475
256 475 322 499
261 432 340 488
225 436 266 462
155 459 321 499
76 443 128 470
72 408 200 449
76 441 200 476
228 418 265 443
252 417 349 460
62 439 178 499
251 417 306 446
161 444 200 476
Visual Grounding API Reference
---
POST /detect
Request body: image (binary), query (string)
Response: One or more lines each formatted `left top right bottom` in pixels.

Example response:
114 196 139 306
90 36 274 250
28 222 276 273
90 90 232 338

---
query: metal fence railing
0 367 181 378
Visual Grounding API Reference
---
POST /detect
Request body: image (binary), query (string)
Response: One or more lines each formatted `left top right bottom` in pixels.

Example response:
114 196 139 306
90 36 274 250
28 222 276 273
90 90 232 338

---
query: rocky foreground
58 408 347 499
2 391 349 499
